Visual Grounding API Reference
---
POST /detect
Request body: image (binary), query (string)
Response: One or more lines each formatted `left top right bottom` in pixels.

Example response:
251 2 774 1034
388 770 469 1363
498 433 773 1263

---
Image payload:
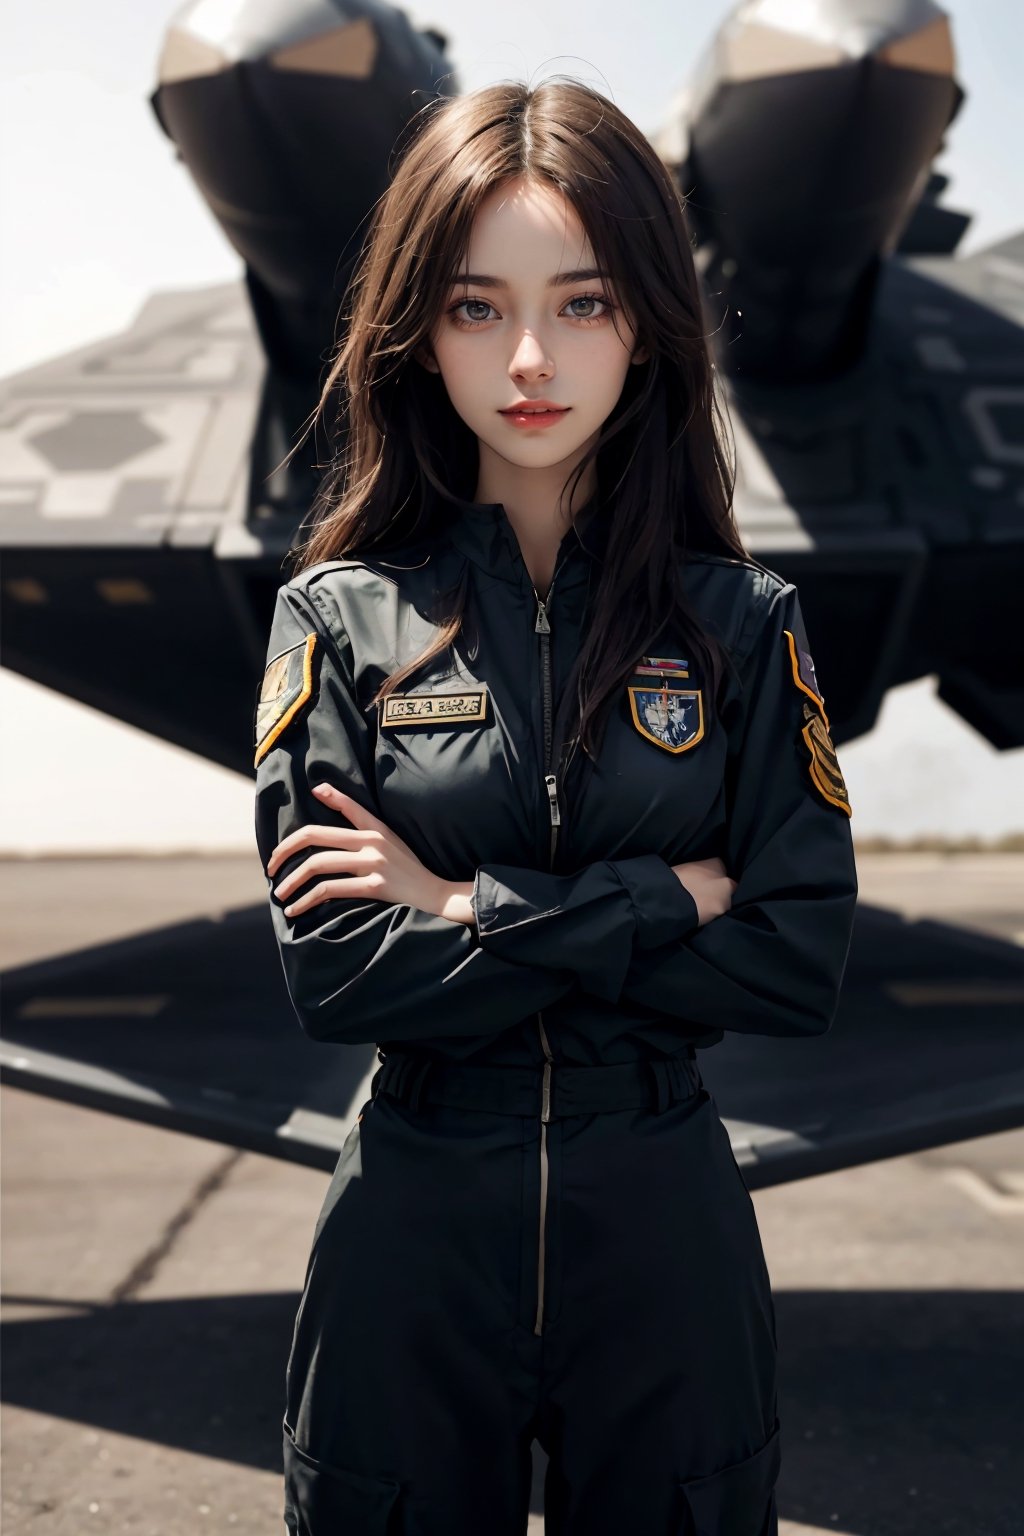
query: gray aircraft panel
907 228 1024 325
0 283 261 550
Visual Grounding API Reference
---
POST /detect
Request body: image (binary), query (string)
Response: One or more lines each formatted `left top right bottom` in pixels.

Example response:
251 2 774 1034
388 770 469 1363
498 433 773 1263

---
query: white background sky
1 0 1022 852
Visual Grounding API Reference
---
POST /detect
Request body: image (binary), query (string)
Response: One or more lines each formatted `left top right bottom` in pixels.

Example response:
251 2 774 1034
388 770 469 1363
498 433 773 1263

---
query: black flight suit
253 493 858 1536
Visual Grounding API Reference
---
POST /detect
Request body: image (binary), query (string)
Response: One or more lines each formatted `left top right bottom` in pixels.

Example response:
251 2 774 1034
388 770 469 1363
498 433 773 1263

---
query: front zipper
533 572 564 1337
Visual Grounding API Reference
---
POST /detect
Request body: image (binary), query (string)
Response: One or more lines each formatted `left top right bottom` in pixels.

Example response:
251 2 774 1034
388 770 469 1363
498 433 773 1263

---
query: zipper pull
534 599 550 634
544 772 561 827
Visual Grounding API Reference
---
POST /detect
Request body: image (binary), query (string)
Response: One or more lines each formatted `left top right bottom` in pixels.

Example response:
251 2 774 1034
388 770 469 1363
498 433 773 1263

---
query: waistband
370 1046 701 1119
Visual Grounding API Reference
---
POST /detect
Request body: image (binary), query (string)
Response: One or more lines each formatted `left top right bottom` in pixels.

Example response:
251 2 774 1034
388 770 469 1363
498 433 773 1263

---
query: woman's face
420 175 647 477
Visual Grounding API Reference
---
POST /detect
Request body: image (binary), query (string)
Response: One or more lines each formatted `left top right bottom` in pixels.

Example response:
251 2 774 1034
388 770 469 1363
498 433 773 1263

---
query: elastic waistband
371 1046 700 1119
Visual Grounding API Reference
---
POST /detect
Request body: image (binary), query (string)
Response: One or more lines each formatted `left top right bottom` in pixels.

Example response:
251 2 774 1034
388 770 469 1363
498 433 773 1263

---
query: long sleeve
254 582 579 1045
617 580 858 1038
472 853 700 1003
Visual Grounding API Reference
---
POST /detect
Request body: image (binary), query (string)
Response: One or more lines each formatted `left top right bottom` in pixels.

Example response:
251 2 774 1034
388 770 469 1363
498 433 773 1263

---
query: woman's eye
449 297 496 326
564 293 612 321
447 292 614 328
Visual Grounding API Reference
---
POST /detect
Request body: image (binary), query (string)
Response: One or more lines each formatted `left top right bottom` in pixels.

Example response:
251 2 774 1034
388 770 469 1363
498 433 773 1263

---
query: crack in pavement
108 1148 246 1304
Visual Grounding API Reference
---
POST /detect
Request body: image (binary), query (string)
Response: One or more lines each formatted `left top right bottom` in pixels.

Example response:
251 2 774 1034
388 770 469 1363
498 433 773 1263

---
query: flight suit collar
441 491 610 592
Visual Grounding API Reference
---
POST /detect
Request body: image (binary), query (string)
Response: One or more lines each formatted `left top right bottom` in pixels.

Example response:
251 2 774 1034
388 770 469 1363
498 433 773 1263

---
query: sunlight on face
422 175 646 483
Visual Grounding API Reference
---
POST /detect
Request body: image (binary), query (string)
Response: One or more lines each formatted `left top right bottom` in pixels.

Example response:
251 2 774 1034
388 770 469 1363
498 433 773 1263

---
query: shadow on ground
1 1287 1018 1534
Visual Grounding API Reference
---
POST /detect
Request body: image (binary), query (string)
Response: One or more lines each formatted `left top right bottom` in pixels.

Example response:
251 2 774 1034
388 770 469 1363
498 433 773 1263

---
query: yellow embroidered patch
800 700 851 816
783 628 830 729
626 685 705 753
380 689 488 727
254 632 318 767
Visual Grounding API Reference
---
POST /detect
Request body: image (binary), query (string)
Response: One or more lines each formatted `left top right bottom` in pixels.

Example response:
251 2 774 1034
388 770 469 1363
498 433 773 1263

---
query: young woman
254 78 857 1536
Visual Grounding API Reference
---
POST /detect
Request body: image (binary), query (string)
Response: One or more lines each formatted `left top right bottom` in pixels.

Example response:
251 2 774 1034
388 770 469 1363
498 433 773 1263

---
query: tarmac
2 852 1022 1535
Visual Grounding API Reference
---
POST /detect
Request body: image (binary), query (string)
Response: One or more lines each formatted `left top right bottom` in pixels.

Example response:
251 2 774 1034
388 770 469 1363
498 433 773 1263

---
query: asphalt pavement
2 853 1022 1535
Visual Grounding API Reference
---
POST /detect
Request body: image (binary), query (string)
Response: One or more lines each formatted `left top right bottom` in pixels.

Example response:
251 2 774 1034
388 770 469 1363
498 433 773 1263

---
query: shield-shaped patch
800 699 851 815
627 685 704 753
254 632 318 767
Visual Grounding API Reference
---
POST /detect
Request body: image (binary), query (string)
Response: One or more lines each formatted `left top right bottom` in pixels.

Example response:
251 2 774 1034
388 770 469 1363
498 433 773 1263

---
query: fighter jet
2 0 1021 1183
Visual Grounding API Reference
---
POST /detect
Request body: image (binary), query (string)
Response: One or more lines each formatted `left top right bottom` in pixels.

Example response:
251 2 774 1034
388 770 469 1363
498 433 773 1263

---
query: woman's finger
266 821 372 879
273 845 379 901
282 874 383 918
311 783 390 835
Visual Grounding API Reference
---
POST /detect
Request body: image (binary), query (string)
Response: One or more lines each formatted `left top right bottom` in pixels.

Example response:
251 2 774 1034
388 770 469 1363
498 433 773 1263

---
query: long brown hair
286 77 749 759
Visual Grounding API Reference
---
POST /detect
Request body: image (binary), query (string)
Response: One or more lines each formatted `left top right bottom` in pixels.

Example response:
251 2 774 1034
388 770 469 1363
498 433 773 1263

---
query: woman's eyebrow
447 267 611 289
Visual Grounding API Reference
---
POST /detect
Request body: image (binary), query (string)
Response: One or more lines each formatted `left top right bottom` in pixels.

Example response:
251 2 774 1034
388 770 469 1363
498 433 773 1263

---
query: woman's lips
499 406 570 428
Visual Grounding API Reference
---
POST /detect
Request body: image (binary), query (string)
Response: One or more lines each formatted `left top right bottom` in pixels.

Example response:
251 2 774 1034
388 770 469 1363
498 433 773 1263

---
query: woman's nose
509 329 553 375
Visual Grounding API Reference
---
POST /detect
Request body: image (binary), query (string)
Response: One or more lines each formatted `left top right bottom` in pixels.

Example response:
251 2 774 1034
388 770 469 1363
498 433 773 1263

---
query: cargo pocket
283 1417 401 1535
677 1419 781 1535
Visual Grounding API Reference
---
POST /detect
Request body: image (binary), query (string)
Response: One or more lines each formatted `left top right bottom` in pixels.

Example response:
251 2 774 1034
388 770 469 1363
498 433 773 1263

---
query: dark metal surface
3 893 1021 1184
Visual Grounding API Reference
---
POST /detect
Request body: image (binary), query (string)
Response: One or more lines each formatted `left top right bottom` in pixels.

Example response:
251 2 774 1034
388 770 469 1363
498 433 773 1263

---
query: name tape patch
380 688 488 727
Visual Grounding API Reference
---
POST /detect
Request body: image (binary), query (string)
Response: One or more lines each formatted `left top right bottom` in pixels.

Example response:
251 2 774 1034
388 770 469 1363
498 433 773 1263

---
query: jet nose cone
741 0 954 68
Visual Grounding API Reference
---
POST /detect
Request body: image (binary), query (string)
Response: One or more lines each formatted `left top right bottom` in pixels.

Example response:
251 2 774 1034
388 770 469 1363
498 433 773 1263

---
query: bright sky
1 0 1021 851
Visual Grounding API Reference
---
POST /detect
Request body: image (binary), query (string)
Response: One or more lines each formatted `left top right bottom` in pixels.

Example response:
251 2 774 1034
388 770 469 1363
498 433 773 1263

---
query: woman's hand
266 782 446 919
671 856 737 927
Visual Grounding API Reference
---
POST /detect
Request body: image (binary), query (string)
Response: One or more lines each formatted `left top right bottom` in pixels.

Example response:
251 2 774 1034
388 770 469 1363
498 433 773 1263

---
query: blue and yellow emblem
627 656 704 753
254 632 318 767
627 655 703 753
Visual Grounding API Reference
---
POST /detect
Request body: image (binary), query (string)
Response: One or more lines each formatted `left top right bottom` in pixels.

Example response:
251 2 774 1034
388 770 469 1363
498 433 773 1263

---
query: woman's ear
631 343 650 365
414 342 440 373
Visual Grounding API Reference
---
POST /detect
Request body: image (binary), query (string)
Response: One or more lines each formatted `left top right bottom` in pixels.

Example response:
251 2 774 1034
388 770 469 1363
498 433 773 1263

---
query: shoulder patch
799 699 851 816
254 632 318 767
783 627 829 727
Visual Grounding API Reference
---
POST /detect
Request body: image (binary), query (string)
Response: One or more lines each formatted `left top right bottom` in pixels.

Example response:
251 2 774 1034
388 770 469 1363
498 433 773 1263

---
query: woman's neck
473 460 597 601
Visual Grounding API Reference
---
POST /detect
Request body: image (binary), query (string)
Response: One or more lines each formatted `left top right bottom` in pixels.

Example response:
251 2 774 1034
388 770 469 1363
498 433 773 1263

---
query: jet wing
2 871 1021 1187
0 283 288 777
906 226 1024 324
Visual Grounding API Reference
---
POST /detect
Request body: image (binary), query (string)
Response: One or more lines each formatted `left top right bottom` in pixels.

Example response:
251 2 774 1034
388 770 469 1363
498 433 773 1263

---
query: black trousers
282 1051 781 1535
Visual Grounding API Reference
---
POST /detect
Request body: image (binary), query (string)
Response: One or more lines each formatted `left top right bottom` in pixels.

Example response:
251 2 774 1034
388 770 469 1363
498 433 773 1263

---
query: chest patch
627 684 704 753
380 687 488 728
254 632 318 768
634 655 690 678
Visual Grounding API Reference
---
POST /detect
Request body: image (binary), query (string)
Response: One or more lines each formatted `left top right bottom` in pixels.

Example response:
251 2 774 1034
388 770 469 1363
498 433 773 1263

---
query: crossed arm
255 579 856 1046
